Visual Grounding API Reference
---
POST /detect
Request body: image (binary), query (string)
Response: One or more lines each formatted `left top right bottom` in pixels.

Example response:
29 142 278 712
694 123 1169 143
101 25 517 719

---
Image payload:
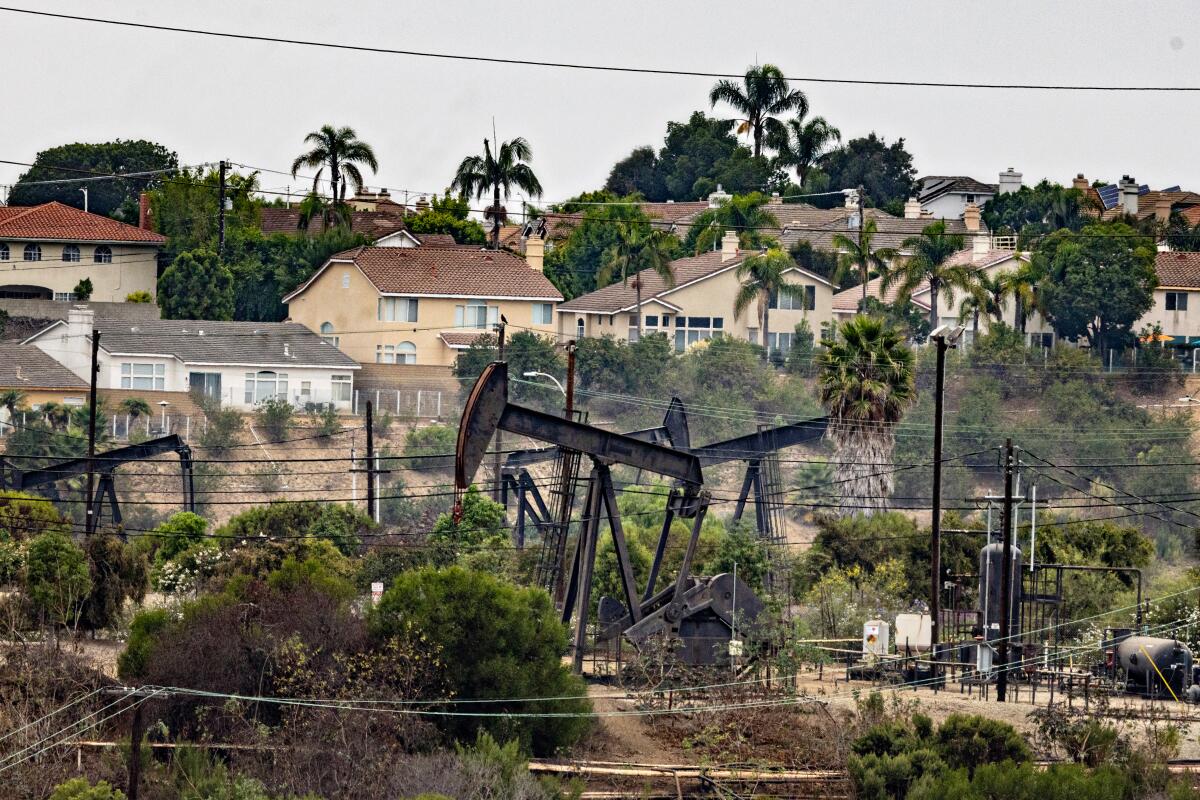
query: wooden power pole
996 438 1016 702
84 330 101 534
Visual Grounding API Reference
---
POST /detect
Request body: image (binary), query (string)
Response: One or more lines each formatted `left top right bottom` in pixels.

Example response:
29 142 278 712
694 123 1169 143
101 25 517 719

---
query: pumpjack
456 362 763 669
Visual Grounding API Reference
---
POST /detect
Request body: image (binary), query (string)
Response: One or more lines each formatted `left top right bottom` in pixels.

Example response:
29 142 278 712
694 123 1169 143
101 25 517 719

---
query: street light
522 371 566 398
928 324 965 662
158 400 169 433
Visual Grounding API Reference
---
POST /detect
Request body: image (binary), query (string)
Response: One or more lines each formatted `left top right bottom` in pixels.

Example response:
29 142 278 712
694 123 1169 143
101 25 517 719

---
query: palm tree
768 112 841 188
0 389 26 417
1006 259 1045 334
451 137 543 249
959 270 1012 334
687 192 780 254
598 223 677 339
290 124 379 214
119 397 151 421
830 218 896 302
818 316 916 515
734 248 804 361
709 64 808 158
882 221 969 329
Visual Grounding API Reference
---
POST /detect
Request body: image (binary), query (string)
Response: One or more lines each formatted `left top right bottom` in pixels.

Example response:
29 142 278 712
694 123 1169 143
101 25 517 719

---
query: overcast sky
1 1 1197 207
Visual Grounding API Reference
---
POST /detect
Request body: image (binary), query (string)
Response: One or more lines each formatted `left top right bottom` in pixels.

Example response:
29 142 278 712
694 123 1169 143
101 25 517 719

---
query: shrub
218 501 371 557
0 491 70 541
24 532 91 631
80 534 148 632
195 396 244 452
124 290 153 304
370 566 592 754
255 397 294 442
152 511 210 563
310 403 341 437
404 424 458 463
48 778 126 800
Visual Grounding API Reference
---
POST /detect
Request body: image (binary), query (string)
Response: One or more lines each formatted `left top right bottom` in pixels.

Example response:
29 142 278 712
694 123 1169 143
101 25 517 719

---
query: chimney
1155 197 1173 223
845 190 859 210
138 192 151 230
973 232 991 256
1119 175 1139 216
707 184 731 208
963 203 981 232
903 198 922 219
1072 174 1089 192
525 234 545 272
998 167 1022 195
721 230 740 262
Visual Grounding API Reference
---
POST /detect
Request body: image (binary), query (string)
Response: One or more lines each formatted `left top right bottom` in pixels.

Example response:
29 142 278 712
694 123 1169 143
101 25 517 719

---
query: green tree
0 389 27 418
48 778 127 800
453 331 565 406
603 146 667 201
1166 214 1200 251
831 217 897 296
451 137 543 248
598 222 677 338
254 396 294 442
818 316 916 514
8 140 178 221
158 249 235 320
882 220 969 328
685 191 780 253
959 269 1012 334
709 64 808 157
820 133 918 214
81 534 148 632
218 501 370 557
981 180 1096 245
542 200 677 298
1035 222 1158 356
370 566 592 753
149 165 261 256
768 110 841 188
430 485 505 553
290 124 379 206
0 490 70 540
73 278 93 301
119 397 151 421
125 290 153 303
733 248 805 361
24 532 92 633
405 192 487 244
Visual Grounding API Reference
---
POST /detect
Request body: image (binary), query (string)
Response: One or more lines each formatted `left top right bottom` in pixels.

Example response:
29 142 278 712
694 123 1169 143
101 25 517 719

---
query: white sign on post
371 581 384 605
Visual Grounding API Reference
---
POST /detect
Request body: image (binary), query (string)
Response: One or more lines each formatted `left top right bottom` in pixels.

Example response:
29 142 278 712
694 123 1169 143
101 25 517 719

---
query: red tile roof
287 246 562 302
0 202 165 244
831 276 930 312
1155 251 1200 289
258 207 409 241
439 331 490 348
413 233 458 247
559 251 748 313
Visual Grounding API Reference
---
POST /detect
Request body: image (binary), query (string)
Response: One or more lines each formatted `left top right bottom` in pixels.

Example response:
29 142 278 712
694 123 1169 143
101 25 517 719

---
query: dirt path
575 683 681 764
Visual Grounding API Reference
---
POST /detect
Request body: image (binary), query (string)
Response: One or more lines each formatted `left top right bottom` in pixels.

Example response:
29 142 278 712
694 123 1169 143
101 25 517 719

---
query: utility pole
365 401 375 523
857 185 867 304
127 701 146 800
996 438 1016 702
84 330 101 534
564 340 577 419
929 327 962 661
492 318 507 500
217 160 228 254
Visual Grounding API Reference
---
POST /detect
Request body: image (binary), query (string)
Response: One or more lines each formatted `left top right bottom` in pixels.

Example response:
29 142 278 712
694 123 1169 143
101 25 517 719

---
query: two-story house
1138 252 1200 357
556 231 837 359
284 240 562 367
0 201 165 302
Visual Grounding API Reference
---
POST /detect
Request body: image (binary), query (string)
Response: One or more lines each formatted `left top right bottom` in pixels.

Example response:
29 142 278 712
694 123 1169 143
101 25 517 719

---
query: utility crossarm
686 417 829 466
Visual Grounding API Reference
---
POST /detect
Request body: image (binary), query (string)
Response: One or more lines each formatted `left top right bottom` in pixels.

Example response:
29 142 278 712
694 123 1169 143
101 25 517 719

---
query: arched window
397 341 417 365
0 244 8 261
62 245 80 262
23 244 41 262
319 322 339 347
576 317 585 337
94 246 112 264
244 370 288 405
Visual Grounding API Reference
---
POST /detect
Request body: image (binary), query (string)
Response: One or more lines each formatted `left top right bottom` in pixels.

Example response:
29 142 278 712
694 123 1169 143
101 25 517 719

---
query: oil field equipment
1111 635 1193 699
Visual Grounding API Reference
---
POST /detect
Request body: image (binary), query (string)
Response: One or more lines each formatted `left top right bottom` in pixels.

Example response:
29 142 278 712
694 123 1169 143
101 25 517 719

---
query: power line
2 6 1197 93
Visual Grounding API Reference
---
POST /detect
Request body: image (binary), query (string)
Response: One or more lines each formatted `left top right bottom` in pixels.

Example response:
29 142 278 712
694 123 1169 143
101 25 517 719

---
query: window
1028 332 1054 349
23 244 41 262
319 322 340 347
747 327 758 344
378 297 418 322
341 273 350 288
672 316 725 352
53 292 75 302
121 362 165 391
331 374 352 402
769 285 816 311
376 342 416 364
93 246 112 263
532 302 553 325
455 300 499 329
188 372 222 400
0 243 8 261
576 317 585 337
767 331 795 362
644 315 659 328
244 371 288 404
1166 292 1189 312
61 245 80 262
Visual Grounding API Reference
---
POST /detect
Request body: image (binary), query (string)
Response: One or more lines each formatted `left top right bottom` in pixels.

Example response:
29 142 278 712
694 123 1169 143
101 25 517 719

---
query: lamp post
158 400 169 433
929 324 965 662
522 371 567 398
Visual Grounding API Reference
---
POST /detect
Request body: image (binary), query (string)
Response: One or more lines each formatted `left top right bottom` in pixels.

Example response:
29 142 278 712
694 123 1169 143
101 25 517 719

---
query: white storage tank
895 613 932 652
863 619 890 659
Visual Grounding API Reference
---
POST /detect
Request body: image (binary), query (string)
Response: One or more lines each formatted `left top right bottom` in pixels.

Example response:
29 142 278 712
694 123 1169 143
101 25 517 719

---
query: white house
916 170 1022 220
25 308 360 411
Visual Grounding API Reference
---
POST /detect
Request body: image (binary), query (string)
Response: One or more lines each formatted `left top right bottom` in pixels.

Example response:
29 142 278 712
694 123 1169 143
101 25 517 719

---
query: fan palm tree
768 112 841 188
709 64 807 157
818 316 916 515
733 248 804 361
598 223 677 339
830 218 896 302
290 125 379 209
958 270 1013 334
451 137 543 249
0 389 26 418
882 221 969 329
119 397 152 421
687 192 780 254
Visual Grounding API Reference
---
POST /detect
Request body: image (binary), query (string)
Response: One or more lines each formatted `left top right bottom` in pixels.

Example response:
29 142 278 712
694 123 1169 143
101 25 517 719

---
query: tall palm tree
687 192 780 254
1006 258 1045 335
768 112 841 188
290 125 379 210
734 248 804 361
958 270 1011 334
818 316 916 515
598 223 677 338
882 221 969 329
709 64 808 158
830 218 896 302
452 137 543 249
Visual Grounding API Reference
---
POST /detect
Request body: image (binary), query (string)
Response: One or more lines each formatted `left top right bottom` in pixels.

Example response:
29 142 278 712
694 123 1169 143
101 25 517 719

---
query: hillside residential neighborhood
9 9 1200 800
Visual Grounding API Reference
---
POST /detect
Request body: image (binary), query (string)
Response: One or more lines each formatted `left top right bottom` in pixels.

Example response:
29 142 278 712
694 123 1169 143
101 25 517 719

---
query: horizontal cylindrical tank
1116 636 1192 696
978 542 1021 642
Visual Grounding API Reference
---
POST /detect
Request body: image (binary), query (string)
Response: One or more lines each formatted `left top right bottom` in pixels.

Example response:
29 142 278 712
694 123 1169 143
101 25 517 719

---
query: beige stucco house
556 231 838 359
284 240 562 368
1137 251 1200 349
0 202 164 302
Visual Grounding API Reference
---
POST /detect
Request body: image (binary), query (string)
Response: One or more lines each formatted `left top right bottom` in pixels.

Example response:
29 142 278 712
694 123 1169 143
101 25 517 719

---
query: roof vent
130 326 140 333
198 330 205 336
283 343 291 358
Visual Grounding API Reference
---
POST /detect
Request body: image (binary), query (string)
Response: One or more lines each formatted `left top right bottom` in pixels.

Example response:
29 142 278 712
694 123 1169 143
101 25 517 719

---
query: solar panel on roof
1096 185 1120 209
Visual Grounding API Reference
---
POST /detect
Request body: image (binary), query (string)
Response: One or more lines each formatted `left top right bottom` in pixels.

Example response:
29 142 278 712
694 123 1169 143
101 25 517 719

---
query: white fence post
436 391 442 418
416 390 422 417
